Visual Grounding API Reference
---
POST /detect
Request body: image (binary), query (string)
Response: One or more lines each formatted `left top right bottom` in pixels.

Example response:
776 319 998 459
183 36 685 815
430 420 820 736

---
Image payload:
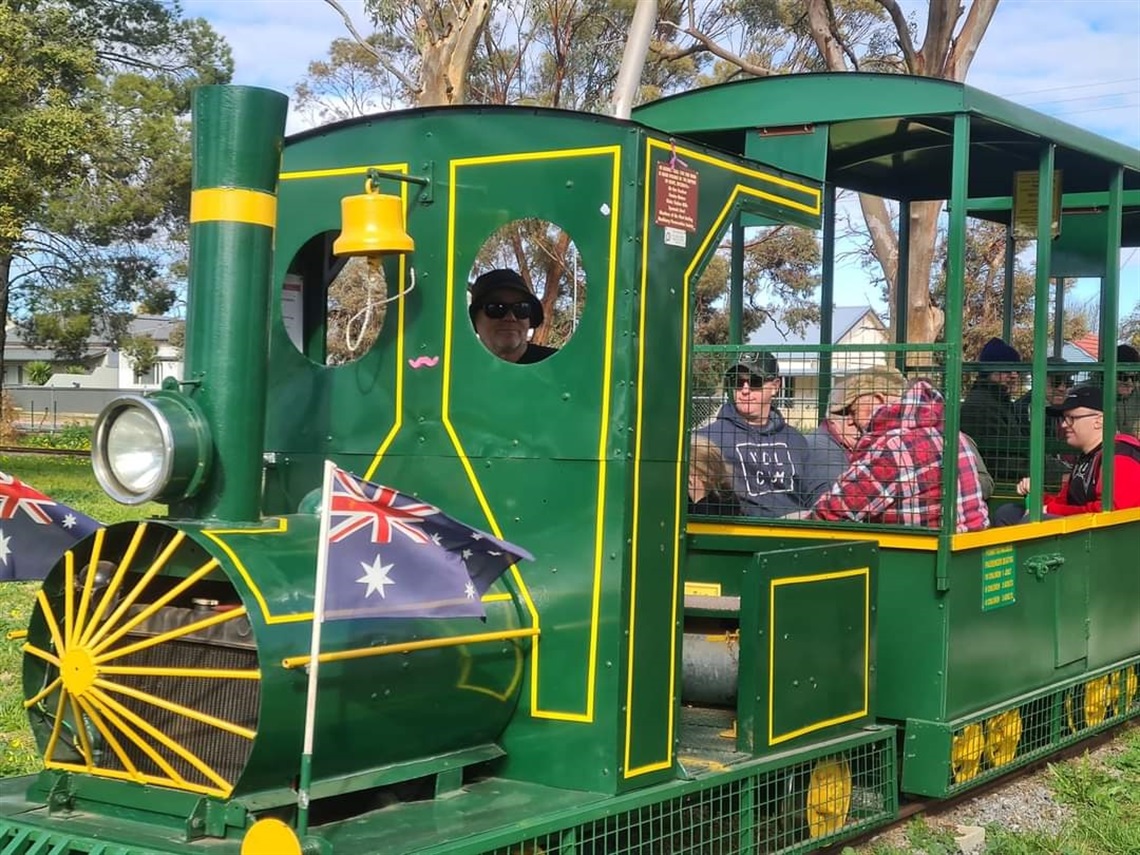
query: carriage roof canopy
634 73 1140 245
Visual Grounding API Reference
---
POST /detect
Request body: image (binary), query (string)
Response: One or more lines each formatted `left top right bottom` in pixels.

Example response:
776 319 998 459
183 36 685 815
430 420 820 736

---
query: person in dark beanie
1115 343 1140 437
468 269 557 364
960 337 1027 483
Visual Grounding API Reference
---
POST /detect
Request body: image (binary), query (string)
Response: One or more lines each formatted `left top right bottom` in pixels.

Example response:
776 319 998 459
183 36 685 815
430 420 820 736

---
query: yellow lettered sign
982 545 1017 611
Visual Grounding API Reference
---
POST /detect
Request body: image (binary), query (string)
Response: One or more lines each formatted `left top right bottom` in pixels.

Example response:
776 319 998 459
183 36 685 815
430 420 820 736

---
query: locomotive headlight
92 390 212 505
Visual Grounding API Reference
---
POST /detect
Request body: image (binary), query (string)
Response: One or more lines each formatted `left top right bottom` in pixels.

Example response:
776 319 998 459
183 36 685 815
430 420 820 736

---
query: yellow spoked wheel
1084 676 1111 728
951 723 985 784
983 709 1022 769
805 756 852 839
22 525 259 798
1111 668 1139 714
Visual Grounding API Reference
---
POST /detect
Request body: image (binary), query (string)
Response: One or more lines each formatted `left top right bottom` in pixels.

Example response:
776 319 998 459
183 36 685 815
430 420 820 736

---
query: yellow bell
333 186 414 257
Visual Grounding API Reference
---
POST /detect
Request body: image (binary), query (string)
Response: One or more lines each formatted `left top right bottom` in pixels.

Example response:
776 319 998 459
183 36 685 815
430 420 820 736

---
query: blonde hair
690 436 735 494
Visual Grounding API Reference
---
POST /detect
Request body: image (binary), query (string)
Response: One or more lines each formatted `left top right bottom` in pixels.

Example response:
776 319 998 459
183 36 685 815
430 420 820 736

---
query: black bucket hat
468 269 544 328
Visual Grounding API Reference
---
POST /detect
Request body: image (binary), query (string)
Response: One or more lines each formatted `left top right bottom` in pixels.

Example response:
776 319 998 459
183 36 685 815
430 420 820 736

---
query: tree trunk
417 0 491 106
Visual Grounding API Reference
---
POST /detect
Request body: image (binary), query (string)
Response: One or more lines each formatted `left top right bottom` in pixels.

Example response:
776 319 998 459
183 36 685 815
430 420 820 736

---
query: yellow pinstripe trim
625 145 821 777
768 567 870 745
646 139 822 216
443 145 621 723
190 188 276 227
201 518 309 624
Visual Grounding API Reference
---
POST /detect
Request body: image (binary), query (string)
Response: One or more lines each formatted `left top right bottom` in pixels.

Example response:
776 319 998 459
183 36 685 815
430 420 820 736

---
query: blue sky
182 0 1140 320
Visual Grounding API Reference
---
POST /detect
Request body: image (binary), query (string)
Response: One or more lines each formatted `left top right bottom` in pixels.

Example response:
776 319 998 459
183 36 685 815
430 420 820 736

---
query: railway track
820 720 1137 853
0 445 89 458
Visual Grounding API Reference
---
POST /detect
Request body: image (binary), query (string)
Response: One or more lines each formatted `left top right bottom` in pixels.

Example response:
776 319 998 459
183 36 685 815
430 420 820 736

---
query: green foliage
23 361 52 386
120 332 159 380
902 817 957 854
0 454 162 775
23 422 92 451
0 0 232 385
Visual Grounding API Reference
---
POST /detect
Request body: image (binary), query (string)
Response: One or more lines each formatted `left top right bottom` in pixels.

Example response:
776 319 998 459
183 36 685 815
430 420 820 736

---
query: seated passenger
1115 344 1140 437
811 371 990 531
994 385 1140 524
694 352 825 518
688 436 743 517
800 378 860 492
960 337 1027 483
1014 356 1075 485
468 269 557 363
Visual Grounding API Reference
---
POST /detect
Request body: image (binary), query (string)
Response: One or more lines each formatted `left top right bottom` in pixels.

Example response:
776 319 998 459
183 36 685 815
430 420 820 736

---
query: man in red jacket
994 385 1140 524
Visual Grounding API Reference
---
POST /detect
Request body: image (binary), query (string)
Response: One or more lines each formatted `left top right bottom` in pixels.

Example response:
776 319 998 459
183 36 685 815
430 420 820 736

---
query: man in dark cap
694 351 826 517
468 269 557 364
994 384 1140 524
960 337 1027 483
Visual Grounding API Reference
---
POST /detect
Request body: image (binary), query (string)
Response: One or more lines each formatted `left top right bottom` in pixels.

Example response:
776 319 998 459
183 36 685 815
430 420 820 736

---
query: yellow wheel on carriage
950 723 984 784
984 709 1022 769
805 756 852 839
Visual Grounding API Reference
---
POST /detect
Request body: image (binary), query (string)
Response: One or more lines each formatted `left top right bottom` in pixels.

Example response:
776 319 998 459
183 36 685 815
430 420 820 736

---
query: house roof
1068 334 1099 360
747 306 884 346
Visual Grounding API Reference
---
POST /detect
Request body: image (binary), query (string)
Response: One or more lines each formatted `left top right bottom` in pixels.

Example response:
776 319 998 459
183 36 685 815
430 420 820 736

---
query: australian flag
320 467 533 620
0 471 102 582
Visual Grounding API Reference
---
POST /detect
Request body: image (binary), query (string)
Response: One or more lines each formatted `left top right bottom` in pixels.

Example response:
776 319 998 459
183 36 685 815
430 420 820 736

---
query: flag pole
297 459 336 837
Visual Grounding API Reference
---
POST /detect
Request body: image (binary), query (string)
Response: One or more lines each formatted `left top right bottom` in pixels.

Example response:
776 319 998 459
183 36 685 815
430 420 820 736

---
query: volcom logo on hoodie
735 442 796 496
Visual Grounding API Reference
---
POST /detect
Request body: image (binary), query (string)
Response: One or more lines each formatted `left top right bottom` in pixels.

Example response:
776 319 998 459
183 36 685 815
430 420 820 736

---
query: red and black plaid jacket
811 380 990 532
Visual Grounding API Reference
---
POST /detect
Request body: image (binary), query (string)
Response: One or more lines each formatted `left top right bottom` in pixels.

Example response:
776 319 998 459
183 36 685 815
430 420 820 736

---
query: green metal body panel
261 108 821 796
686 536 878 754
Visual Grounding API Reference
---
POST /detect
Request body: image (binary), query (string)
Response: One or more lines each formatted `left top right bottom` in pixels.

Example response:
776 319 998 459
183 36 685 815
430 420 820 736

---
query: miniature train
1 73 1138 854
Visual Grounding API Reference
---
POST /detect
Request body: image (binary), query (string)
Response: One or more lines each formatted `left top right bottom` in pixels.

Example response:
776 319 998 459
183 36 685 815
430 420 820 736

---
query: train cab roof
633 73 1140 245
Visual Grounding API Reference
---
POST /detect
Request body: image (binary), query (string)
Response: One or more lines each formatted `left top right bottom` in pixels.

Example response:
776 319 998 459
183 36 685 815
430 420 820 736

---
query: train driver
468 269 558 364
994 384 1140 525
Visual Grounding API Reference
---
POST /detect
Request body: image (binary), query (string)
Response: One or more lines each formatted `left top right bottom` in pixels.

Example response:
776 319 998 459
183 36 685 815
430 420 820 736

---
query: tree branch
870 0 918 73
322 0 419 94
658 20 775 76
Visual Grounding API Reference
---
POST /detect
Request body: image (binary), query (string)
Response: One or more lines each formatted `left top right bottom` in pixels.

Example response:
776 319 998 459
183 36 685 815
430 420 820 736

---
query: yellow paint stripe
202 518 310 624
190 188 276 227
72 528 105 650
87 531 186 649
769 567 870 745
688 520 939 551
646 138 821 215
95 607 248 664
443 146 622 723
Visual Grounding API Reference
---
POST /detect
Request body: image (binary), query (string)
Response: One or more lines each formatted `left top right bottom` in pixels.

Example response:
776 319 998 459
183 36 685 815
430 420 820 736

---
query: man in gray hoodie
695 352 827 517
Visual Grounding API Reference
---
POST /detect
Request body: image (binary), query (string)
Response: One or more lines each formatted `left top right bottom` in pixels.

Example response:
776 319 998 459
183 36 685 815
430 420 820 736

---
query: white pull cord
345 266 416 353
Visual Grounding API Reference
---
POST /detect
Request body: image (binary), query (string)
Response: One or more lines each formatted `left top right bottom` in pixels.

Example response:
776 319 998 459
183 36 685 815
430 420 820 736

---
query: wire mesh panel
475 732 896 855
688 345 993 532
947 660 1140 794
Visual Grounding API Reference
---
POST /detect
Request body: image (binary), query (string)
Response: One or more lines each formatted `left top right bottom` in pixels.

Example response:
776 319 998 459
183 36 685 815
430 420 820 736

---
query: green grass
0 455 160 776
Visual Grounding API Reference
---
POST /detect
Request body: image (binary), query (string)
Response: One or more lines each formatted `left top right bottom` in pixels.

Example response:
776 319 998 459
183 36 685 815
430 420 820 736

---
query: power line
1000 76 1140 98
1051 100 1140 117
1025 89 1140 109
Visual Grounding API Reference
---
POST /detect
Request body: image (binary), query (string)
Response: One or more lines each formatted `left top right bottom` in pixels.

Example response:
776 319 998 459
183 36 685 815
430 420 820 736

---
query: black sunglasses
481 301 533 320
730 373 776 390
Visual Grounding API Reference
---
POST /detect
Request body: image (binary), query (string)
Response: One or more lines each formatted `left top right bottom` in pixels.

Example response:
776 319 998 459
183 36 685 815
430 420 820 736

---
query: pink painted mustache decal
408 355 440 369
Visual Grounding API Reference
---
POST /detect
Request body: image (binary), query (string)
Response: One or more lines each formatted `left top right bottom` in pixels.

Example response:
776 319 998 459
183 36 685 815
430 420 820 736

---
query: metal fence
4 386 123 430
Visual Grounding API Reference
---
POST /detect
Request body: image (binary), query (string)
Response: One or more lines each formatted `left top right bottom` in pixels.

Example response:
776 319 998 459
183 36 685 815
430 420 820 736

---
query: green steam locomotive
1 73 1137 854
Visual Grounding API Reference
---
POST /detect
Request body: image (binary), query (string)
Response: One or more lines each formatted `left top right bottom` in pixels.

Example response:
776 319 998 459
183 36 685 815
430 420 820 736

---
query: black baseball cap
1047 384 1103 415
724 351 780 386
